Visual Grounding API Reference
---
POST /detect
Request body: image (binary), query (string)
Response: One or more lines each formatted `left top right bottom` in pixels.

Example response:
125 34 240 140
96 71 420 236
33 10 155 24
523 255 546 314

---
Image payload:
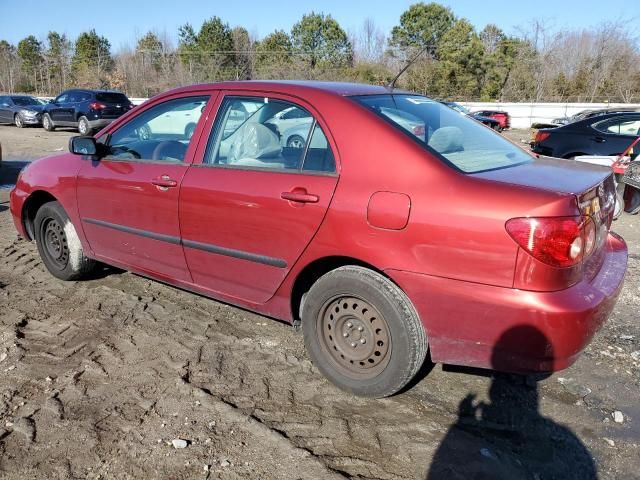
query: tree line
1 2 639 103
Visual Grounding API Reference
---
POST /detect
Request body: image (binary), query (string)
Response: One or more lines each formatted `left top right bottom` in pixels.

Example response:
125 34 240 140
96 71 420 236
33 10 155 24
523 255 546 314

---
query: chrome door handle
151 175 178 188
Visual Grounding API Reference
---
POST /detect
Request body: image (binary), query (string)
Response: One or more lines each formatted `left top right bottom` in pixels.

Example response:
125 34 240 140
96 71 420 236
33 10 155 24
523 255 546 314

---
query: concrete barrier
459 102 640 129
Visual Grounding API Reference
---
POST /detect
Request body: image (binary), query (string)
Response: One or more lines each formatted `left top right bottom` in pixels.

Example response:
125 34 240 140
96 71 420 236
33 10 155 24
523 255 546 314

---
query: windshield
11 96 41 106
352 94 532 173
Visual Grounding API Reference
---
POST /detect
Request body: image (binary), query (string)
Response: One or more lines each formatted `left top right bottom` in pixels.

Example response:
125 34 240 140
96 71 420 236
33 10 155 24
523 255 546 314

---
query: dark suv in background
42 89 133 135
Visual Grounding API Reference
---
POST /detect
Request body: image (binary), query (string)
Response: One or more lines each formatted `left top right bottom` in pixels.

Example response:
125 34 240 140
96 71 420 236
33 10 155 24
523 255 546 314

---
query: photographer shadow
426 325 597 480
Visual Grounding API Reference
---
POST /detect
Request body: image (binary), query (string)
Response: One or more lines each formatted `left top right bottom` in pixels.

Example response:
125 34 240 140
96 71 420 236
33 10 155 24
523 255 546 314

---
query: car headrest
428 126 464 154
228 123 282 163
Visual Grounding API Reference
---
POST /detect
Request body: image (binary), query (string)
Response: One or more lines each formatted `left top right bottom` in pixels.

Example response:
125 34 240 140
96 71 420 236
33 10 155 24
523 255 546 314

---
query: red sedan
10 81 627 397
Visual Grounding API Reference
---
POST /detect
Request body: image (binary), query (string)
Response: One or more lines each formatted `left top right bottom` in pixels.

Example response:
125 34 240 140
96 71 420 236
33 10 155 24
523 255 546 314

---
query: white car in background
138 99 208 140
266 106 313 136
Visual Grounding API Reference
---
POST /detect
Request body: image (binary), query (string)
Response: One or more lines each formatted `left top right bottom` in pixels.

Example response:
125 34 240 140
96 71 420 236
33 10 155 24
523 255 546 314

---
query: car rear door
591 115 640 155
179 91 340 304
76 92 215 282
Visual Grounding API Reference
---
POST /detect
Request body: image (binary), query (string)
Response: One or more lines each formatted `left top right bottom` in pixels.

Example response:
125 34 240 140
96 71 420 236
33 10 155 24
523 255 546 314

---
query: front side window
353 94 532 173
104 95 209 162
204 96 335 173
55 93 69 103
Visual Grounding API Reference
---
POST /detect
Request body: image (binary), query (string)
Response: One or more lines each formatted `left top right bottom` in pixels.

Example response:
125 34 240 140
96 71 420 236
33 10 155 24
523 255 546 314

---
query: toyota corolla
10 81 628 397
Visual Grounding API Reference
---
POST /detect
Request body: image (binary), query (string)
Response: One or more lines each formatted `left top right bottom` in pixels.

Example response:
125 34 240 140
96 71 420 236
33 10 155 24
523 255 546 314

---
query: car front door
179 92 340 304
49 93 70 123
76 93 214 281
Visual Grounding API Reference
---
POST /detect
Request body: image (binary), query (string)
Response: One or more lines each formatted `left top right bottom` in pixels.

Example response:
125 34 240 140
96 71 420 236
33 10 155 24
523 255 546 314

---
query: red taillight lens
506 216 593 268
413 125 425 136
535 131 551 143
89 102 107 110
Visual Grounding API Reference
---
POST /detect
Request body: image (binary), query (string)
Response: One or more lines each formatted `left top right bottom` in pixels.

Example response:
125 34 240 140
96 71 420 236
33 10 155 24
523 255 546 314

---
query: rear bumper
387 232 628 373
87 118 114 129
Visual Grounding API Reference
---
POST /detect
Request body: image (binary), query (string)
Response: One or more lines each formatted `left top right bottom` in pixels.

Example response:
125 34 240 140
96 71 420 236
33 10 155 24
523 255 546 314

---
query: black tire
78 116 92 135
614 188 624 220
42 113 55 131
14 113 24 128
34 201 97 281
301 266 428 397
287 134 306 149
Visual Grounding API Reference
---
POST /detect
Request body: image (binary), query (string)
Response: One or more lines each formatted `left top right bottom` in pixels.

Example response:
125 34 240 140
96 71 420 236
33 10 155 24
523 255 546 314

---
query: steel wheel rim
41 218 69 270
288 136 304 149
317 295 391 380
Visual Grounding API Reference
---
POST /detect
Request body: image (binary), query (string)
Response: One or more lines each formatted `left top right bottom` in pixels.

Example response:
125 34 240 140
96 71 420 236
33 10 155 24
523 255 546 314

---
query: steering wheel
152 140 187 161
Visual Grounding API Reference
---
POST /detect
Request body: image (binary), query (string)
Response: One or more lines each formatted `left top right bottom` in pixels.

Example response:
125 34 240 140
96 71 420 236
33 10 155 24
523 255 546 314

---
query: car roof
161 80 403 98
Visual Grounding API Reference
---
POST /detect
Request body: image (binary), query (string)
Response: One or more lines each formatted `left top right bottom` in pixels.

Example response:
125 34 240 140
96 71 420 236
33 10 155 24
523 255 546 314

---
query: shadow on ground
426 326 597 480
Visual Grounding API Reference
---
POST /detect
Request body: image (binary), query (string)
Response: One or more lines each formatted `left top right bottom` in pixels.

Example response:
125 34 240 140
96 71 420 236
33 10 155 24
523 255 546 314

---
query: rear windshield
96 92 130 104
352 94 531 173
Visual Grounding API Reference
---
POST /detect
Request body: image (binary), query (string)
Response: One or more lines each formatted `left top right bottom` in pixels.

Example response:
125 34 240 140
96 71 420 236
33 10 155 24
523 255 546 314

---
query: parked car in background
10 81 627 398
266 106 313 134
473 109 510 130
0 95 47 127
137 97 208 140
442 102 501 130
532 112 640 159
552 108 639 126
42 89 134 135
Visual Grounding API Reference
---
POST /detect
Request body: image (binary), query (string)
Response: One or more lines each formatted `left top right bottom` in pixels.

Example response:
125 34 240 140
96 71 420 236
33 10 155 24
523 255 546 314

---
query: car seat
227 123 284 167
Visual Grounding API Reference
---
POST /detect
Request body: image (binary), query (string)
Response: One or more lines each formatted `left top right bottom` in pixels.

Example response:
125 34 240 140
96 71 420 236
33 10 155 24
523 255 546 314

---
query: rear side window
594 117 640 136
352 94 531 173
204 96 335 173
96 92 130 104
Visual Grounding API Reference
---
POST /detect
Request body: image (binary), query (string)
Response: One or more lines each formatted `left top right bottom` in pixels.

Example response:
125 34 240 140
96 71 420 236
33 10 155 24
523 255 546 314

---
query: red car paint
476 110 511 130
10 81 627 374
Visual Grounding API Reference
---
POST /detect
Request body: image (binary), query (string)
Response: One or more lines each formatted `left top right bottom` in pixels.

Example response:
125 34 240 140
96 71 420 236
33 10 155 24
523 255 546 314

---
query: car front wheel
14 113 24 128
302 266 428 397
34 201 97 281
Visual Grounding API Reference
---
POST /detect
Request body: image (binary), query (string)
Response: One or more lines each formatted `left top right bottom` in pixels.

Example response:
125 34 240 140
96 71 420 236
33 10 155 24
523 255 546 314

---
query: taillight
413 125 425 136
89 102 107 110
506 216 595 268
535 131 551 143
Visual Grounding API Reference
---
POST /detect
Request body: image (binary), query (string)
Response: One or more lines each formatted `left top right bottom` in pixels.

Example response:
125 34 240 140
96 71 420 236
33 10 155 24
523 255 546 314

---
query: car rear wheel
14 113 24 128
287 135 306 149
78 116 92 136
42 113 55 131
34 201 97 281
301 266 428 397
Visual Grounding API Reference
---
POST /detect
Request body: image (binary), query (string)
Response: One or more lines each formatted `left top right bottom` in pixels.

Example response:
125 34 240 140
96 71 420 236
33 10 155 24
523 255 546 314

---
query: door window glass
594 117 640 136
302 125 336 173
55 93 68 103
204 96 335 172
105 95 209 162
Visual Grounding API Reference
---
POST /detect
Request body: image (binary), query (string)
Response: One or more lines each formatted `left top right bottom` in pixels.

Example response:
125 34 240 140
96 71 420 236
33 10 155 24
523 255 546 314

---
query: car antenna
387 44 433 91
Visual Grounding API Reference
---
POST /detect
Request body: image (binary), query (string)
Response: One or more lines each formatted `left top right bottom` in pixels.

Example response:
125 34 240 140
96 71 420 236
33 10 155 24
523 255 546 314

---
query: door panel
179 168 338 303
77 160 192 281
75 93 215 282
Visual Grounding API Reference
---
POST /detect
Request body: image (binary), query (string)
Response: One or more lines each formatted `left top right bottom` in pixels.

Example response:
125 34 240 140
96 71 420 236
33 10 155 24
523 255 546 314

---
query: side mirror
69 136 98 156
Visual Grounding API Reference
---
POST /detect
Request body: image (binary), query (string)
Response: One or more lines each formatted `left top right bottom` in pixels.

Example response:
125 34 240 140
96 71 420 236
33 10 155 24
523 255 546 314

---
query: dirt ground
0 124 639 479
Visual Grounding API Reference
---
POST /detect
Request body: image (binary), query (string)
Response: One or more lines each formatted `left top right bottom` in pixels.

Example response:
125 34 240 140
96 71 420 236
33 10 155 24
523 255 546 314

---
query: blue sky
0 0 637 48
